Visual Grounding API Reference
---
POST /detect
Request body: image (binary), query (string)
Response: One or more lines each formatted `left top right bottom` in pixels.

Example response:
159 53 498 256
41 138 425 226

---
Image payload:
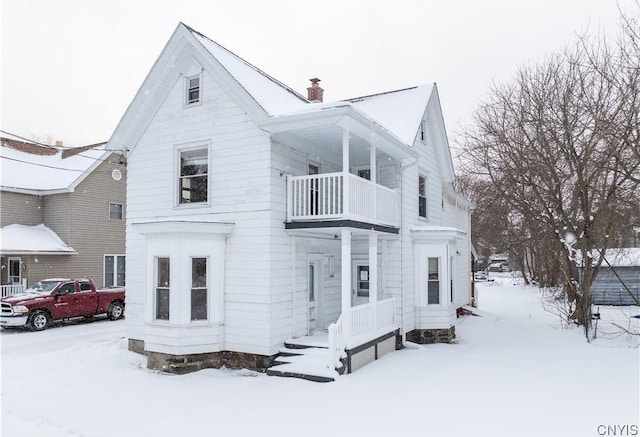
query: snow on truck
0 278 125 331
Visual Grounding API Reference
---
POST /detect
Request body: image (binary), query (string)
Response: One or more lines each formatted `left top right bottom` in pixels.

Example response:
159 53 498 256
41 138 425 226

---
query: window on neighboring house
156 257 170 320
191 257 208 321
420 122 425 143
104 255 126 287
179 147 208 204
109 202 123 220
186 75 200 105
427 257 440 304
418 175 427 218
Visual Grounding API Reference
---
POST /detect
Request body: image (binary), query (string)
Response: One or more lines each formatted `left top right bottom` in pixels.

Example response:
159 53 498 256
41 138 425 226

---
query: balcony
286 172 398 228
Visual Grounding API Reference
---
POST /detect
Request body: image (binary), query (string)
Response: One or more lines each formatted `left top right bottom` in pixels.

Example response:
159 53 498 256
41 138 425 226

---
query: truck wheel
29 310 51 331
107 302 124 320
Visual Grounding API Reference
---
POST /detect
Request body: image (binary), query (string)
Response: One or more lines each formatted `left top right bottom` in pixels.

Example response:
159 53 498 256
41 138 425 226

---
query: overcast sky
0 0 630 148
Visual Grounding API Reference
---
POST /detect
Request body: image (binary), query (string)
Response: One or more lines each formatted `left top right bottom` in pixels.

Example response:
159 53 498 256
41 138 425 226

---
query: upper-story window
186 75 201 105
178 147 208 205
109 202 123 220
418 174 428 219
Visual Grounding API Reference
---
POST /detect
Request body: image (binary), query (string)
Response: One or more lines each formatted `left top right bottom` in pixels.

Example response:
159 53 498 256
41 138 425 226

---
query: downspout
399 157 417 345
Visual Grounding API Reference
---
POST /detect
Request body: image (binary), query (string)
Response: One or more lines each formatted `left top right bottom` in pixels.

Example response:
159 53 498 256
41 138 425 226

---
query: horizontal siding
0 191 43 227
591 267 640 305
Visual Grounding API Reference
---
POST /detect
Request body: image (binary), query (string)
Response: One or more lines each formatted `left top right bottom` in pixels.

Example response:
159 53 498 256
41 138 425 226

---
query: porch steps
267 345 342 383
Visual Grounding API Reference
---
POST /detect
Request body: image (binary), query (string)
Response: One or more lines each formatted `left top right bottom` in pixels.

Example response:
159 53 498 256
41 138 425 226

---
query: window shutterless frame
176 144 210 207
418 174 428 219
109 202 123 220
155 257 170 321
190 257 208 321
185 74 201 105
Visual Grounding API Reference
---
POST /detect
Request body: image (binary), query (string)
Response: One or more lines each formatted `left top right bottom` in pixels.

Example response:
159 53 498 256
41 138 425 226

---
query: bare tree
459 9 640 339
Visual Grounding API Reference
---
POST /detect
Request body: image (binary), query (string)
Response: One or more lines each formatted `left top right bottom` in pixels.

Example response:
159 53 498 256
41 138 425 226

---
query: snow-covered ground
2 278 638 437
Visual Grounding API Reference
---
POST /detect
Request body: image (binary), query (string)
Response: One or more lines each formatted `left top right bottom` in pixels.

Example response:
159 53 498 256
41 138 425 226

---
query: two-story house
107 23 473 380
0 136 127 296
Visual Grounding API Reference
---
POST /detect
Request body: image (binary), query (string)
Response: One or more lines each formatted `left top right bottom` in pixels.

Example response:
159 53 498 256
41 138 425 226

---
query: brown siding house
0 136 126 292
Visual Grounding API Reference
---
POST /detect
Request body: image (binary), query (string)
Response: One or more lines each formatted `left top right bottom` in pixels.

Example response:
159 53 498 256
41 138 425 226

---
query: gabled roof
0 136 110 195
187 24 309 115
108 23 451 163
345 85 434 147
0 224 76 255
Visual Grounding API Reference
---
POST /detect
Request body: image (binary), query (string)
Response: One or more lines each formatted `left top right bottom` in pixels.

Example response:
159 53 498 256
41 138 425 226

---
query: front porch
268 323 401 382
285 224 400 380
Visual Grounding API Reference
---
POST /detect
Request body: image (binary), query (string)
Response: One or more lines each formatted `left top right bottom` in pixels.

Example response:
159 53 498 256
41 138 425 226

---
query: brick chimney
307 78 324 103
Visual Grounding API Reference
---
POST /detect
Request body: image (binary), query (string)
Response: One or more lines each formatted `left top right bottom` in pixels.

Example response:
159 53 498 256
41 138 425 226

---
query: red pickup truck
0 278 125 331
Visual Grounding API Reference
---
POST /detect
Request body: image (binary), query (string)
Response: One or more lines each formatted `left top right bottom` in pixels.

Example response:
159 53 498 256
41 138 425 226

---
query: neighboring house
590 248 640 306
0 136 127 296
107 23 473 378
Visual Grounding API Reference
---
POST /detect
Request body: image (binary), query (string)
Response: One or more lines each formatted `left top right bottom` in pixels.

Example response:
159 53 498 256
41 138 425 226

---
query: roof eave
258 106 418 160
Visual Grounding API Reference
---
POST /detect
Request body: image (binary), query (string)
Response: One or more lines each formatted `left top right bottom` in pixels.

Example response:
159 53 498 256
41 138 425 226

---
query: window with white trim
418 175 428 219
156 257 170 320
427 257 440 304
109 202 123 220
104 255 126 287
178 147 208 205
186 75 201 105
191 257 208 321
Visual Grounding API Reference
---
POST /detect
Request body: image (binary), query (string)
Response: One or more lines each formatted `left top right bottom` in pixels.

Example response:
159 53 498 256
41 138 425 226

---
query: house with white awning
107 23 473 380
0 136 126 296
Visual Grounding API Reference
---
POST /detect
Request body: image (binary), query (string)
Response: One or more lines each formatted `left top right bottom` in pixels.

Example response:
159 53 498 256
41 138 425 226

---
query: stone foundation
128 339 274 374
128 339 146 355
406 326 455 344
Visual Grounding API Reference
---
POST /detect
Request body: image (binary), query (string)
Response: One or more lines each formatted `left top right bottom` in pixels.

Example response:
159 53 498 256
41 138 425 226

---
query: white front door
8 258 22 284
308 255 323 334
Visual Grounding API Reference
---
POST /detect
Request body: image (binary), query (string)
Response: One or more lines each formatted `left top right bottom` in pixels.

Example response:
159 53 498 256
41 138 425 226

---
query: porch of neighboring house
0 255 27 297
267 123 408 382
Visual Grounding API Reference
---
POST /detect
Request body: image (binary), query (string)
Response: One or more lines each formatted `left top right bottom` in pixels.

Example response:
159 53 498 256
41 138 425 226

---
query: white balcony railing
287 172 397 227
327 297 397 370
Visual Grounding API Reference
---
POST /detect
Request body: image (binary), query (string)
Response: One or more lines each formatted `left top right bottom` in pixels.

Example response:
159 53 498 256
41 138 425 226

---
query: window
356 265 370 297
156 257 170 320
308 263 315 301
357 168 371 180
109 202 123 220
104 255 126 287
186 75 200 105
79 281 91 292
418 175 427 218
59 282 76 294
191 257 208 321
427 257 440 304
179 148 208 204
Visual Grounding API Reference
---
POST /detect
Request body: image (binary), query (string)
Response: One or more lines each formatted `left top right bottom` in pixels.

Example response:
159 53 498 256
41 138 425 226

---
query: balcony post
341 228 352 339
342 129 350 217
370 144 377 221
369 232 378 305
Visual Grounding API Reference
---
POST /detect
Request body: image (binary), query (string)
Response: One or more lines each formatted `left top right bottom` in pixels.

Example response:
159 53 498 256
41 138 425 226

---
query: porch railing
327 297 397 370
1 283 25 298
287 173 397 227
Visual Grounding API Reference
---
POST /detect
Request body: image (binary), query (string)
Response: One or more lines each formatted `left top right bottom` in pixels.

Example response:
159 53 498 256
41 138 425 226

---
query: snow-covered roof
187 25 433 148
188 26 309 115
601 248 640 267
0 140 109 194
0 224 76 255
346 85 434 147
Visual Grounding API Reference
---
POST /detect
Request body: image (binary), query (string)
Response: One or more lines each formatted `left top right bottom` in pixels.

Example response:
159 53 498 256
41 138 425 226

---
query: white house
107 23 473 380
